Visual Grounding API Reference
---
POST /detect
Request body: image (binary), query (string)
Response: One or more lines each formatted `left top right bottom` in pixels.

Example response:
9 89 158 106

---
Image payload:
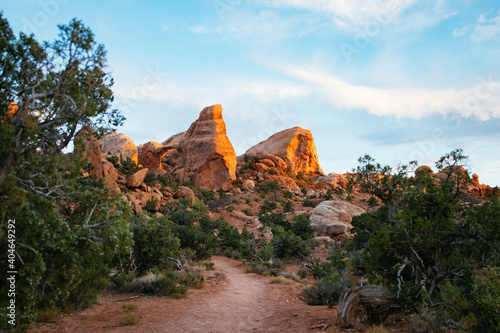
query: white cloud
253 0 453 33
279 65 500 120
453 26 469 37
471 10 500 42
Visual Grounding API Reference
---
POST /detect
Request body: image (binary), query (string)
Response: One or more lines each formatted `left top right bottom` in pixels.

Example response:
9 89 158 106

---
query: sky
2 0 500 186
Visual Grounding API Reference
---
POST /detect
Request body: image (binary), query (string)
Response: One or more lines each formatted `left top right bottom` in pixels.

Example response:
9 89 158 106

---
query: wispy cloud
471 10 500 42
278 65 500 120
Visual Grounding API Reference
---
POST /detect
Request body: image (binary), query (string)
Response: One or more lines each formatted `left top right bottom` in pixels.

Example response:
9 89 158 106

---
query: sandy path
31 256 339 332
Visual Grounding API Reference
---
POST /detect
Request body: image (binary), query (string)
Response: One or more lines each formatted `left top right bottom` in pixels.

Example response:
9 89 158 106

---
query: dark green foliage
120 158 139 176
106 155 120 168
259 199 277 214
283 190 293 199
0 15 130 331
313 248 348 279
324 190 333 200
144 197 158 213
302 199 318 208
471 266 500 332
240 159 256 171
291 214 314 240
272 232 310 259
143 171 157 187
301 271 354 307
282 200 294 212
350 149 500 330
126 217 180 275
260 212 291 230
367 196 378 207
258 180 280 194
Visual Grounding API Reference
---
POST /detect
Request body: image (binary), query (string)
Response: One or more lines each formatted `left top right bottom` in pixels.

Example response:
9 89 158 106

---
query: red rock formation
138 141 175 171
100 131 138 165
244 127 323 176
172 105 237 190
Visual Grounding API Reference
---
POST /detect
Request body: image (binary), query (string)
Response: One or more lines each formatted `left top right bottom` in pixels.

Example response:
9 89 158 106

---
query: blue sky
3 0 500 186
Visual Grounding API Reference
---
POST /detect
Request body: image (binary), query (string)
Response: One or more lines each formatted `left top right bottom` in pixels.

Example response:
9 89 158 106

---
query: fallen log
338 285 399 329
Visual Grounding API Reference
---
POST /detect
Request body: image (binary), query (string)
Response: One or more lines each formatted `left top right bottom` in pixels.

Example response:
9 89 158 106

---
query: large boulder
127 168 149 188
310 200 365 237
172 105 237 190
174 186 196 206
244 127 323 175
100 132 138 165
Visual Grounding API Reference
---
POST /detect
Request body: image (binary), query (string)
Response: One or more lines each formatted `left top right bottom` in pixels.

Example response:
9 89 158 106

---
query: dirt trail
31 256 339 332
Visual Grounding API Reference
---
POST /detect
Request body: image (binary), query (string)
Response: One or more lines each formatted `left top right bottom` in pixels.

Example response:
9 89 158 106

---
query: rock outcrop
310 200 365 237
127 168 149 188
244 127 323 176
138 141 175 171
100 132 139 165
171 105 237 190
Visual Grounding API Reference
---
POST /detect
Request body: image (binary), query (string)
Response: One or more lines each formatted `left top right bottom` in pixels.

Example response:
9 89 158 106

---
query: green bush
144 197 158 213
144 171 157 187
282 200 294 213
259 199 277 214
301 271 354 307
272 231 310 259
121 157 139 176
471 266 500 332
106 155 120 168
258 180 280 194
302 199 318 208
126 217 180 274
177 265 205 289
292 214 314 240
283 190 293 199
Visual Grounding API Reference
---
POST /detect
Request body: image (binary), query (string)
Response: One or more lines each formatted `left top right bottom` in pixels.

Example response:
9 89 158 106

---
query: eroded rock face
172 105 237 190
138 141 175 171
100 132 138 165
244 127 323 175
309 200 365 237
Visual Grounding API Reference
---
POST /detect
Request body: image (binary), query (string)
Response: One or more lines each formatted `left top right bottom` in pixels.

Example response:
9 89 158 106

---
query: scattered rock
290 186 303 197
242 179 255 191
127 168 149 188
101 159 118 185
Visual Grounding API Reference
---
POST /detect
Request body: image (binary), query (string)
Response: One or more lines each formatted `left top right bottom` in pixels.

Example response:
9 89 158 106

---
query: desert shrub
283 190 293 199
269 167 278 175
259 199 277 214
272 231 310 259
301 271 355 307
119 313 139 326
292 214 314 240
282 200 294 212
121 157 139 176
259 180 280 194
106 155 120 168
241 160 256 171
324 190 333 200
177 265 205 289
302 199 318 208
121 303 138 312
279 271 301 282
144 197 158 213
127 217 180 274
258 242 275 261
259 212 291 231
313 248 348 279
297 269 308 279
143 171 157 187
270 276 291 284
367 196 379 207
470 266 500 332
